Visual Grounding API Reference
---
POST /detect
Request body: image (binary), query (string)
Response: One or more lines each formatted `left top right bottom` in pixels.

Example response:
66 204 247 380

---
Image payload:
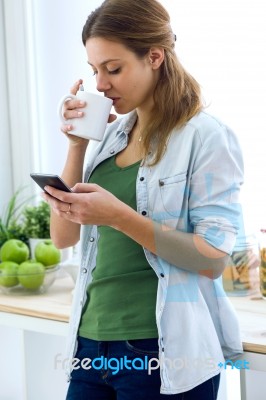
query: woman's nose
96 73 112 92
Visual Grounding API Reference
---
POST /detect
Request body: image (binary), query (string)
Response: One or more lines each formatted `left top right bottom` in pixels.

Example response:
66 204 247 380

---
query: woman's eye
108 68 121 75
91 68 121 76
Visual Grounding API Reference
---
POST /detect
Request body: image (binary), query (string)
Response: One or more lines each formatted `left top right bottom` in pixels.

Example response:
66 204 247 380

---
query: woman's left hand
42 183 126 228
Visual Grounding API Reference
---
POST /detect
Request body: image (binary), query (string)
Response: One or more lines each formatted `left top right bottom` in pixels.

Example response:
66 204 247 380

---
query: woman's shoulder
186 111 237 141
174 110 241 151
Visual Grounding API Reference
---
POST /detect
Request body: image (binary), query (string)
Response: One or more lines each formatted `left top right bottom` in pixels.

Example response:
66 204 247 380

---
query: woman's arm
48 79 117 248
49 80 89 248
113 203 229 279
49 143 87 249
43 183 229 278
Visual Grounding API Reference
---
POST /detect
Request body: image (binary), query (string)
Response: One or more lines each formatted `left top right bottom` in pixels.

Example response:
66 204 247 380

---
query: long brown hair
82 0 203 165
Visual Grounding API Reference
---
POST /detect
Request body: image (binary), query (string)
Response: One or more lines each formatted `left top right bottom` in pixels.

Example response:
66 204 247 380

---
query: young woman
43 1 244 399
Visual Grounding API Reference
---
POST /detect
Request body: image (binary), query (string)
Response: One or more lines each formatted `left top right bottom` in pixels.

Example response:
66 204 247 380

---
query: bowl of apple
0 239 61 295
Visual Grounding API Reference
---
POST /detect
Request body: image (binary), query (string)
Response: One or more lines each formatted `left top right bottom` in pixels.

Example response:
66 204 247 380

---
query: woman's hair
82 0 203 165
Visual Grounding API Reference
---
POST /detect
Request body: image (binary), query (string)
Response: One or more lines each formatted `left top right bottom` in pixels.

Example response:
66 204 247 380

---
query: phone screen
30 173 73 192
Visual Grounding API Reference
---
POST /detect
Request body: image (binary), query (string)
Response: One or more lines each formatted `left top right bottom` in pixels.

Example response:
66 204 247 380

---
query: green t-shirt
78 155 158 340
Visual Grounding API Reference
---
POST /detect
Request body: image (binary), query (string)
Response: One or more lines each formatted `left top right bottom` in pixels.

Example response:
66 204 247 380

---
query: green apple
0 239 29 263
18 260 45 289
34 239 61 267
0 261 19 287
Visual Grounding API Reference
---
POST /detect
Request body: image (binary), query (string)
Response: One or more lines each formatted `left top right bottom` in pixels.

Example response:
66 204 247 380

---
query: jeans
66 337 220 400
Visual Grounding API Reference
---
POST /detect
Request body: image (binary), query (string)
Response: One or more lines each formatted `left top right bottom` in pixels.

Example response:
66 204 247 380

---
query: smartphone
30 173 73 192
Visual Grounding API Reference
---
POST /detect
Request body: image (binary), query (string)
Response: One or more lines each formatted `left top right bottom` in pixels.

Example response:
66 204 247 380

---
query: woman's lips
108 97 120 105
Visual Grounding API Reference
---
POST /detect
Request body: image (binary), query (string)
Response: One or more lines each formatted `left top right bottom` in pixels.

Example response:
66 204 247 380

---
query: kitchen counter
0 276 266 353
0 272 73 322
229 294 266 355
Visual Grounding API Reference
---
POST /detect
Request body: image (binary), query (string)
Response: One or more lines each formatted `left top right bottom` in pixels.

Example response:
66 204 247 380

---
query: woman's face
85 37 160 115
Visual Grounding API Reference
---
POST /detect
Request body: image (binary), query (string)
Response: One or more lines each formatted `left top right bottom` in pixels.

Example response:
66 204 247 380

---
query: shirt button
159 180 164 187
89 237 94 242
160 273 165 278
140 177 145 181
141 211 147 216
82 268 88 274
110 150 115 154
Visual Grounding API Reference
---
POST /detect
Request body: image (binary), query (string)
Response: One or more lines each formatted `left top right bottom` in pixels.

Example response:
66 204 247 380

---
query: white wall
3 0 37 195
161 0 266 232
28 0 102 174
0 0 13 210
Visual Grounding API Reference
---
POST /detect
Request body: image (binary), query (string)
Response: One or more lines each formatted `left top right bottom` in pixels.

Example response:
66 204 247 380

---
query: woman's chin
114 103 135 115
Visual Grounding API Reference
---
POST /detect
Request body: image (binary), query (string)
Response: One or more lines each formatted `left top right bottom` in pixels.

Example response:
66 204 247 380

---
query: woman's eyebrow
87 58 121 67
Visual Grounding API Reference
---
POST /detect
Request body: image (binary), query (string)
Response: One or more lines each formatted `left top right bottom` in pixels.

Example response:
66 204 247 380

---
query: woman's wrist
112 203 156 252
68 139 89 152
60 142 88 187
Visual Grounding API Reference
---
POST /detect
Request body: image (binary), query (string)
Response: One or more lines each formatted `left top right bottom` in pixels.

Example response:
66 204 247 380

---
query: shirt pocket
157 172 187 217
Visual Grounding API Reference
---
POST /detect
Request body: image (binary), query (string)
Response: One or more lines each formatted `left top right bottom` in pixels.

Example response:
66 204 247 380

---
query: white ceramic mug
58 90 113 141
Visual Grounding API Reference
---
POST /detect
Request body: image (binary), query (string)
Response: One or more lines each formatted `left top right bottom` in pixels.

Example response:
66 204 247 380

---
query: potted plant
21 201 51 257
22 201 50 239
0 188 30 248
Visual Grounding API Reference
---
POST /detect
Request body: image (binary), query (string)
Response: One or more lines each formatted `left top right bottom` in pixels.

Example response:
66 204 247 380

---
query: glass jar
222 234 260 296
259 229 266 299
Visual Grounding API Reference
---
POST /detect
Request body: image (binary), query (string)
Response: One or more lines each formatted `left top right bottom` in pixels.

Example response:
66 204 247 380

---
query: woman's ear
148 47 165 69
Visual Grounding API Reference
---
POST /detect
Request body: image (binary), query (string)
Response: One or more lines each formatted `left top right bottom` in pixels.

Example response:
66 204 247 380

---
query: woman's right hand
60 79 89 145
61 79 117 144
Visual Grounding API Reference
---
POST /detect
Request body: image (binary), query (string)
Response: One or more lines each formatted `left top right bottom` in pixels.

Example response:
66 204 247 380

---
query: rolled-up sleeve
189 124 244 255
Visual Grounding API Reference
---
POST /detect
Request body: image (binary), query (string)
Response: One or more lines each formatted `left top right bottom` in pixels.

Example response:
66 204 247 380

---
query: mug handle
57 94 77 123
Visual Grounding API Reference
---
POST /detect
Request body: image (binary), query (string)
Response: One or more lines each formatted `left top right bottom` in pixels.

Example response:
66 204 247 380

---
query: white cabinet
0 316 69 400
0 275 73 400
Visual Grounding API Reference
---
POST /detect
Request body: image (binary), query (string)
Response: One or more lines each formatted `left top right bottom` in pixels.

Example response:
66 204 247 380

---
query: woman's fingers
62 79 86 120
70 79 83 95
62 104 85 120
63 109 116 123
42 186 74 203
61 95 86 134
108 113 117 123
71 183 103 193
61 123 73 134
